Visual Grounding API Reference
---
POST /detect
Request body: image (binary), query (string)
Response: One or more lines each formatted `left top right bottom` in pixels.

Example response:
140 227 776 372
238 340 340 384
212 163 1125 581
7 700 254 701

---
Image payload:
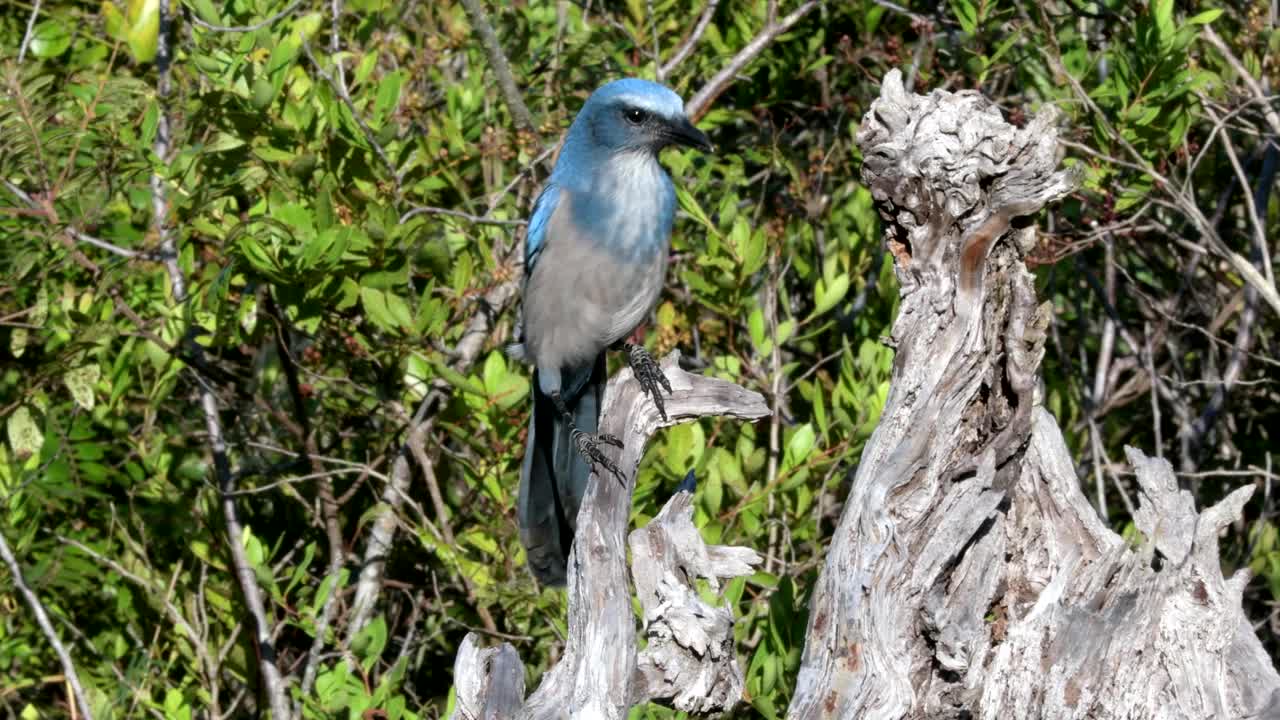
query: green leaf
241 526 266 567
810 273 850 319
373 70 406 128
1187 8 1223 25
704 466 723 514
126 0 160 63
9 328 29 358
163 688 191 720
64 364 101 410
188 0 222 25
481 351 530 410
29 20 72 58
360 287 412 334
1152 0 1174 43
950 0 977 35
7 406 43 461
748 307 766 350
783 424 816 471
352 615 388 672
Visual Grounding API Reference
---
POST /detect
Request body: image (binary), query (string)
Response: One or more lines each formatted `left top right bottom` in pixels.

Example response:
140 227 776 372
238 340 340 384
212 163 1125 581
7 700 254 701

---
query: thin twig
0 530 94 720
763 250 783 574
17 0 43 63
185 0 303 32
344 263 522 640
1202 26 1280 141
647 0 661 81
399 205 526 227
4 180 146 259
58 536 217 681
406 426 499 634
301 42 402 202
659 0 720 79
458 0 537 133
684 1 819 121
1035 34 1280 318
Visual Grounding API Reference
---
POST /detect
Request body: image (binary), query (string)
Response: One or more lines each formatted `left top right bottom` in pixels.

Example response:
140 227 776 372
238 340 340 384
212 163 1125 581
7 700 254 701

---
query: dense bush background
1 0 1277 717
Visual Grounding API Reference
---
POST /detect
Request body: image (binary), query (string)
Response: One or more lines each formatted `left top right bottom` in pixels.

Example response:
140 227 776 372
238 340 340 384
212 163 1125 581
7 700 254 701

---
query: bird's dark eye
623 108 648 125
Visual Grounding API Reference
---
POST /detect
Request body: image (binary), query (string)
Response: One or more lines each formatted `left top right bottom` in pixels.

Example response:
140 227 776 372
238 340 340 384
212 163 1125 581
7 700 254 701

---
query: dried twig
458 0 537 133
659 0 720 80
399 205 526 227
1034 29 1280 318
1202 26 1280 141
684 1 819 121
345 251 522 641
0 530 94 720
3 179 146 260
301 43 402 203
17 0 42 63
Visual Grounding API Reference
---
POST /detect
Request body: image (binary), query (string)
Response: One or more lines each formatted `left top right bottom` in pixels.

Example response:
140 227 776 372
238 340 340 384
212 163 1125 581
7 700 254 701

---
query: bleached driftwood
786 69 1280 719
449 352 769 720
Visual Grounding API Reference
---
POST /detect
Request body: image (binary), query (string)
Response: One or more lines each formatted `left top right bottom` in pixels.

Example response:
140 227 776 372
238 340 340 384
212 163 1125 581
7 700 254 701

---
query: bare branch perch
450 352 769 719
658 0 720 81
786 68 1279 720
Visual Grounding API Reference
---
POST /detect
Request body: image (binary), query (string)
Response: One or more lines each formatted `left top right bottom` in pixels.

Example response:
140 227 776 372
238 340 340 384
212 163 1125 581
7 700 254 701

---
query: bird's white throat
595 150 672 253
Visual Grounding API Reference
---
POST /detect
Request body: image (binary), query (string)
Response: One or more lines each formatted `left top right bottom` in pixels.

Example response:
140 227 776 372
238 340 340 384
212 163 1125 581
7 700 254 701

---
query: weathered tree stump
787 68 1279 720
449 352 769 720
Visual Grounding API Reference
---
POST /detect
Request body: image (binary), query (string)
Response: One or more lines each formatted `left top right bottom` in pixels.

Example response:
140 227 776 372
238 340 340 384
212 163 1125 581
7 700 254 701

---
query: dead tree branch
459 0 537 134
449 352 769 719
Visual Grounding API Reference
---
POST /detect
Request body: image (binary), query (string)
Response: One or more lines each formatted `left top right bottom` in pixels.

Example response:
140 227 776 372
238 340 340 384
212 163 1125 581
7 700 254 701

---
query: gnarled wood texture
787 68 1279 720
449 352 769 720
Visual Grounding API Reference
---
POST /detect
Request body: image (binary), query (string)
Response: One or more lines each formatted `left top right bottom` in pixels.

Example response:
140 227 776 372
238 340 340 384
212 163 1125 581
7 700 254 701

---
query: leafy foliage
1 1 1277 717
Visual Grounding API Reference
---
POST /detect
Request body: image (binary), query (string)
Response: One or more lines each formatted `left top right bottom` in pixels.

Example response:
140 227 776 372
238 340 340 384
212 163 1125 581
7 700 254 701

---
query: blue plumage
514 78 711 585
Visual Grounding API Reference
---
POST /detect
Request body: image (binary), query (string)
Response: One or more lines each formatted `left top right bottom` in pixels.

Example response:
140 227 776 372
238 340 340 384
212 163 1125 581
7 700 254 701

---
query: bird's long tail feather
517 355 606 585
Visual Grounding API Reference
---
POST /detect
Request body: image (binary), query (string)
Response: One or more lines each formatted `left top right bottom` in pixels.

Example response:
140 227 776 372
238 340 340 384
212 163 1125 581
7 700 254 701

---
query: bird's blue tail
518 355 606 585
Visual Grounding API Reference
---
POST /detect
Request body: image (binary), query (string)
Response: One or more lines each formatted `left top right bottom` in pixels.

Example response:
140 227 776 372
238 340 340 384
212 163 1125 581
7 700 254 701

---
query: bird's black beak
666 116 713 152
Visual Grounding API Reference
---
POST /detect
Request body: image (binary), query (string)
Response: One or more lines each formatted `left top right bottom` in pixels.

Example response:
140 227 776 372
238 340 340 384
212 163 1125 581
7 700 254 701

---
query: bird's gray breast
521 190 670 374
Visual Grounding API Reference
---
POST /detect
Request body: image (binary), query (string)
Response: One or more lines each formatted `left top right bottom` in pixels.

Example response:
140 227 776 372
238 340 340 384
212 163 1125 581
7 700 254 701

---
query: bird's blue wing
525 183 560 276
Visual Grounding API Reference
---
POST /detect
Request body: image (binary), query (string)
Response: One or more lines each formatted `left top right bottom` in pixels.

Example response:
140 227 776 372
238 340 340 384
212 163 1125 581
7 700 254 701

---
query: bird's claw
571 428 625 483
627 344 673 421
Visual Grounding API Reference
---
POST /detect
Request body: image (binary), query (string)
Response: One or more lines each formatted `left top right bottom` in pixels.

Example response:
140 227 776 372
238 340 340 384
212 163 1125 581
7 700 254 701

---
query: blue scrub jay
511 78 712 585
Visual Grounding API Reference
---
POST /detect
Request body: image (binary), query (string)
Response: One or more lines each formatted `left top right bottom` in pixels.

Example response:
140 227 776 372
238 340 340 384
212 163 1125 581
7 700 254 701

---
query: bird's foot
571 428 625 483
624 343 673 421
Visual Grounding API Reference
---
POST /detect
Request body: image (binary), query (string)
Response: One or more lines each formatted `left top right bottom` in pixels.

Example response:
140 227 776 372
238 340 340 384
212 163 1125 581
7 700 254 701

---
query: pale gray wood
449 351 769 719
787 69 1279 720
449 634 525 720
629 487 763 713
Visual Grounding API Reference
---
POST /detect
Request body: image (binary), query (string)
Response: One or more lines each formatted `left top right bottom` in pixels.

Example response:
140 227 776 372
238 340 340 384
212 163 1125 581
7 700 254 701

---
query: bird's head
568 78 712 156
